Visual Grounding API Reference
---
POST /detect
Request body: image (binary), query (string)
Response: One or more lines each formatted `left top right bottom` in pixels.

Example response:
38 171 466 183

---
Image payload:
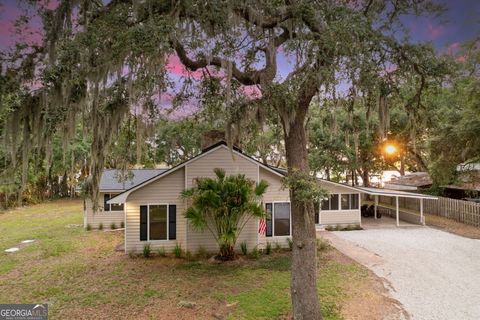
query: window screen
149 205 167 240
274 202 290 236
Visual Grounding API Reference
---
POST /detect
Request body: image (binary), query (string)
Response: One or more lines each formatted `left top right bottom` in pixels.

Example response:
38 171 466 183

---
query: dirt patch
425 214 480 239
318 234 409 320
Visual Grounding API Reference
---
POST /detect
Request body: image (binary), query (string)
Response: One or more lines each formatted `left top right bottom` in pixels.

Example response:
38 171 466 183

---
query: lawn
0 200 395 319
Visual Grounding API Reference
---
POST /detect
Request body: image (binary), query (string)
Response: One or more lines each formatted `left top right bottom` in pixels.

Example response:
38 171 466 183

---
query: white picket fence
378 195 480 227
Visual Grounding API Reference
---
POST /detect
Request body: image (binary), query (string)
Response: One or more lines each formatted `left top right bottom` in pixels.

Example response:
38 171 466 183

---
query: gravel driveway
321 226 480 320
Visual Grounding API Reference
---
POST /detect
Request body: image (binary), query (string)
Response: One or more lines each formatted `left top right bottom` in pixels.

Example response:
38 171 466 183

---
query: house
83 169 167 229
85 140 436 254
383 172 432 191
442 162 480 200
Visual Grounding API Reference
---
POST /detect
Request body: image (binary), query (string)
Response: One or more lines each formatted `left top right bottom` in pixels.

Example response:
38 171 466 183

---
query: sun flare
384 144 397 155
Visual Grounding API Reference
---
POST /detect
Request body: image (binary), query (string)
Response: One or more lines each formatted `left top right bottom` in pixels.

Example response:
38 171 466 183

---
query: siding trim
124 202 127 253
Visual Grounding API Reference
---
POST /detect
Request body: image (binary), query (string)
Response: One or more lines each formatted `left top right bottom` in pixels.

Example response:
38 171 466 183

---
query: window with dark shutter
168 205 176 240
140 205 148 241
104 194 110 211
265 203 273 237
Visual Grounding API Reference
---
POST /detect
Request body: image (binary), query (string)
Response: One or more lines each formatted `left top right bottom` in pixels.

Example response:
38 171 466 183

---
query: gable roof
107 140 437 204
108 141 285 204
356 186 437 199
99 169 167 192
384 172 432 188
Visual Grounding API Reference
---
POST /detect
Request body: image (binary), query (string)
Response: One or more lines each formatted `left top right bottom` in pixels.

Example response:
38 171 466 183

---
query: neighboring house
86 140 435 254
443 162 480 200
384 172 432 191
84 169 167 229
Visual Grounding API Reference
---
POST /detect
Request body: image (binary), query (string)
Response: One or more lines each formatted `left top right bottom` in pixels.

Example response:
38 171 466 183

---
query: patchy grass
0 200 395 319
426 214 480 239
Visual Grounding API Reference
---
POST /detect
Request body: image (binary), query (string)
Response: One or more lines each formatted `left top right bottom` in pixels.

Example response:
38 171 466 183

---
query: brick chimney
201 130 226 150
200 130 240 151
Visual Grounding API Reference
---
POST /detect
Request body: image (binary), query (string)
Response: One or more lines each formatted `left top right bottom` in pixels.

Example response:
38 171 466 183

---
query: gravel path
327 227 480 320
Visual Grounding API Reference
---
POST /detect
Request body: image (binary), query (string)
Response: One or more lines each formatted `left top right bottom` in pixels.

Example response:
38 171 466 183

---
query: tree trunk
400 155 405 176
361 169 370 187
284 111 322 320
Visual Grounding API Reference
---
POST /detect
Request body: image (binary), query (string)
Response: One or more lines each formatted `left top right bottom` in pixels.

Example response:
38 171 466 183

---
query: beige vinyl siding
319 182 361 226
125 168 186 254
258 168 292 248
320 210 360 225
186 146 260 252
84 193 124 229
260 168 290 202
185 146 258 188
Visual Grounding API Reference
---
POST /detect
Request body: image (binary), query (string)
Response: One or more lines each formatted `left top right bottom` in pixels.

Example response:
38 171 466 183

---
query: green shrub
240 241 248 256
275 242 281 251
185 250 194 261
173 243 183 258
98 223 104 230
343 224 362 231
265 242 272 255
249 248 260 259
86 224 92 231
196 246 209 259
110 222 116 230
316 238 330 251
158 247 166 257
128 251 137 259
325 225 335 231
143 243 151 258
287 238 293 251
120 221 125 228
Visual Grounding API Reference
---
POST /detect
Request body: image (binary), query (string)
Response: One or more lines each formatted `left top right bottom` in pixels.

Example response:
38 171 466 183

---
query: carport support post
420 198 425 225
374 195 378 219
395 196 400 227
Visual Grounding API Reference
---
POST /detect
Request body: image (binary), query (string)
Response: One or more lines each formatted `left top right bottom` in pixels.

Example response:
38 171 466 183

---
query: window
149 205 168 240
274 203 290 236
103 193 124 211
140 204 176 241
321 194 339 211
351 194 359 209
265 202 291 237
341 194 350 210
341 194 359 210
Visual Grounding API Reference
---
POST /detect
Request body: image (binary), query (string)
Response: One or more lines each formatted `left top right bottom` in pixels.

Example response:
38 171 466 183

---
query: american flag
258 218 266 235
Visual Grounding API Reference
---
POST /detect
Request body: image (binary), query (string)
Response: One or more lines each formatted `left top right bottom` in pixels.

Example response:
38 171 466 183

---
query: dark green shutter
314 202 319 224
140 205 148 241
104 194 110 211
266 203 273 237
168 205 176 240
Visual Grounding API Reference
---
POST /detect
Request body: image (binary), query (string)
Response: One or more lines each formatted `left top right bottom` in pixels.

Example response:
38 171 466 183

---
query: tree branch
171 38 277 85
233 5 292 28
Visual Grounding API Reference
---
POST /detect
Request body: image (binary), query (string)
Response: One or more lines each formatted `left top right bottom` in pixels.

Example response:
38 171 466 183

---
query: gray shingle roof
99 169 168 191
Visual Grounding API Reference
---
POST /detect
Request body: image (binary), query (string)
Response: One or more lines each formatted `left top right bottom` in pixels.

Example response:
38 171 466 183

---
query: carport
356 187 438 227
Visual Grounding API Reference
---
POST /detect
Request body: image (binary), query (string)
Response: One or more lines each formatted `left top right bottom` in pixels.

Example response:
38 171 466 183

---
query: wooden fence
377 196 480 227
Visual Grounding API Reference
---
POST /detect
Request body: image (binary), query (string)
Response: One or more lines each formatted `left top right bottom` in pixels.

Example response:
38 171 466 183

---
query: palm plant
182 168 268 260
